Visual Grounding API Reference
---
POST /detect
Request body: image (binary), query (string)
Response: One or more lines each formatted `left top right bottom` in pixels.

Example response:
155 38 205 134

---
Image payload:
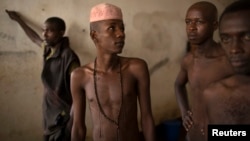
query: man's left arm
136 59 156 141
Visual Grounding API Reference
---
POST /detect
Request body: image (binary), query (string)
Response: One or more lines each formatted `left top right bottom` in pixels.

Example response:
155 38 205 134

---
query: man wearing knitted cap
71 3 156 141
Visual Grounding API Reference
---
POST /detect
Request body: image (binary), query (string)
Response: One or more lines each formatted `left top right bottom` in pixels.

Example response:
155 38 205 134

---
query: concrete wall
0 0 234 140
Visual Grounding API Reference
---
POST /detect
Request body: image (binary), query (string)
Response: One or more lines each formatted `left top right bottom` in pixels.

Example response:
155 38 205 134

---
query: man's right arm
5 10 43 47
174 60 193 131
70 68 86 141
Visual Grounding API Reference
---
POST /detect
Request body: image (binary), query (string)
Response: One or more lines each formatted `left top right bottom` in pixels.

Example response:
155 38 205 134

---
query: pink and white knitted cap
90 3 123 22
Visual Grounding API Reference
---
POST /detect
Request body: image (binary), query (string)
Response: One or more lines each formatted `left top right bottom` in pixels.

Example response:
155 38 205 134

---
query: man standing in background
203 0 250 139
174 1 233 141
6 10 80 141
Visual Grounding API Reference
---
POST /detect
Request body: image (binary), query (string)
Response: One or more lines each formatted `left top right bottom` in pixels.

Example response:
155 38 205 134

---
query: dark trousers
44 127 71 141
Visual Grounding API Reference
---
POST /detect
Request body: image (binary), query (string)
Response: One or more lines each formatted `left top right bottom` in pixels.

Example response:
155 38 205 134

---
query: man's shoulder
121 57 148 68
61 46 79 60
180 52 193 68
71 63 93 80
207 43 227 58
74 62 92 72
118 57 149 76
61 46 77 55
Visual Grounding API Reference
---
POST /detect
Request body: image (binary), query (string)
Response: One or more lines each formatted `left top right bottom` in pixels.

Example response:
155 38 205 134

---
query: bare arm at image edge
5 10 43 47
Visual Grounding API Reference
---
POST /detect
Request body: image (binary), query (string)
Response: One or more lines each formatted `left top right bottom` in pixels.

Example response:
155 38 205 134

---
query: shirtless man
70 3 156 141
174 1 233 141
203 0 250 136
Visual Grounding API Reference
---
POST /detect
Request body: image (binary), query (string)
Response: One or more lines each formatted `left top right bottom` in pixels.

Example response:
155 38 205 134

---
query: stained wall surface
0 0 234 140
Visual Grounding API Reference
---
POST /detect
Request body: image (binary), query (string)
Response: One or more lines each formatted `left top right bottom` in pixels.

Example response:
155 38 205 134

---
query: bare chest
209 85 250 124
188 57 231 89
85 72 137 111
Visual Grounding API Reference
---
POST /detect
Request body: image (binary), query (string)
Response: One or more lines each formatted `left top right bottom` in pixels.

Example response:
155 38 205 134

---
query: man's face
42 22 63 46
219 10 250 74
185 8 215 45
93 19 125 54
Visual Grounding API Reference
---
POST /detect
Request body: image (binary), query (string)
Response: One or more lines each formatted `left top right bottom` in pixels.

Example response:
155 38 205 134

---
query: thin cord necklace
93 57 123 141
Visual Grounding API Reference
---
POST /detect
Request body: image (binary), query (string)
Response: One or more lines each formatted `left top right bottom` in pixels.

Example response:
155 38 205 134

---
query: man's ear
90 30 97 41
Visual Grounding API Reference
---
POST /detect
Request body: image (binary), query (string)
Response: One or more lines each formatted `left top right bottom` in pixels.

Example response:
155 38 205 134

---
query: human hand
5 10 20 21
182 110 193 131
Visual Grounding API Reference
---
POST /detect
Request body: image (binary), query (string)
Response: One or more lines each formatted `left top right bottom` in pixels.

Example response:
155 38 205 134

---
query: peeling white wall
0 0 235 140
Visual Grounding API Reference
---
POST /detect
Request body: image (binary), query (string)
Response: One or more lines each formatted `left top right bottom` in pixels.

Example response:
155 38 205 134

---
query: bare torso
184 48 233 140
188 54 232 116
81 57 143 141
205 75 250 124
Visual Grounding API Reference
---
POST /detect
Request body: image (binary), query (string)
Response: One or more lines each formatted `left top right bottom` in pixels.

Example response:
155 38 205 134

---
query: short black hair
219 0 250 24
45 17 66 31
188 1 218 22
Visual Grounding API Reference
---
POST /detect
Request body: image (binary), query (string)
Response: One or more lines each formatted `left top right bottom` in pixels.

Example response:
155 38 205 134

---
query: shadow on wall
149 57 169 75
